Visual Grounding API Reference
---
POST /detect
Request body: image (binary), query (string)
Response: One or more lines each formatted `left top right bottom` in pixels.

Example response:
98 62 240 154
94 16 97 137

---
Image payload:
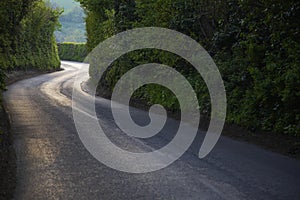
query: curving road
3 61 300 200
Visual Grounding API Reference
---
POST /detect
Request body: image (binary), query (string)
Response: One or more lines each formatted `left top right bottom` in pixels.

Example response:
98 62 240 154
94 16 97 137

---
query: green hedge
57 42 88 62
0 0 61 104
0 0 61 85
80 0 300 136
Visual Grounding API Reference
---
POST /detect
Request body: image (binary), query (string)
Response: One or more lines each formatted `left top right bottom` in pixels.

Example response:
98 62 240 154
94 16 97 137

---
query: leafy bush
214 0 300 135
0 0 61 72
57 42 88 62
0 0 61 104
78 0 300 136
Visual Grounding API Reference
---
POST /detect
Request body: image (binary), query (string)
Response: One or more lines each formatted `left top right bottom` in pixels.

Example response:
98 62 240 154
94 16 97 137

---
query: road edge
0 67 64 199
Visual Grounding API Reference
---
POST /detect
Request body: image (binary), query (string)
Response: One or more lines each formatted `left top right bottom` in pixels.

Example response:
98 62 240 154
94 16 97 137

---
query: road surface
3 61 300 199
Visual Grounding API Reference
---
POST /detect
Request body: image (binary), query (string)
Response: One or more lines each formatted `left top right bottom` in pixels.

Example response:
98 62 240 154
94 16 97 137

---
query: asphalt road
3 61 300 200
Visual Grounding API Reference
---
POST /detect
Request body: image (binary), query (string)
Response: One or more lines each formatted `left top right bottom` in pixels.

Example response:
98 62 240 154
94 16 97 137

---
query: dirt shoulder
221 122 300 159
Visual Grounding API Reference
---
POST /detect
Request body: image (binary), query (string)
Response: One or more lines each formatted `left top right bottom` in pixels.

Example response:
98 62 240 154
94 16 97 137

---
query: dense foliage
215 0 300 135
77 0 300 136
0 0 61 92
58 42 87 62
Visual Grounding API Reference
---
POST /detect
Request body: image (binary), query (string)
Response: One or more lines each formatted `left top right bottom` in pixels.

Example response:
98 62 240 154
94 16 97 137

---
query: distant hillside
50 0 79 12
50 0 86 43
